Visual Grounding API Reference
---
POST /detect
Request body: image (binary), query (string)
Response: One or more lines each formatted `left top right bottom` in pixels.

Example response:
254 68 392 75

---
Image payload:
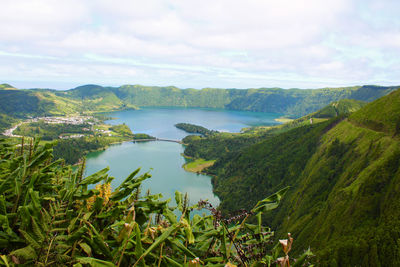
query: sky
0 0 399 90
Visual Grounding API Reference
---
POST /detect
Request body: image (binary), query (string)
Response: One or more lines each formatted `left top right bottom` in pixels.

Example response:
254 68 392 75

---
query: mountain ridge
0 83 398 118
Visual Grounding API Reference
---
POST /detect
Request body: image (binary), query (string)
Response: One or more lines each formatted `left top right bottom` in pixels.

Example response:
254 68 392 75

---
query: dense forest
183 90 400 265
52 137 121 164
0 138 312 266
175 123 218 136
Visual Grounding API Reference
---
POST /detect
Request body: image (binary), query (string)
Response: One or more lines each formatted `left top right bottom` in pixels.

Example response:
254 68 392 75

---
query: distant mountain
0 83 397 119
0 83 16 90
198 89 400 265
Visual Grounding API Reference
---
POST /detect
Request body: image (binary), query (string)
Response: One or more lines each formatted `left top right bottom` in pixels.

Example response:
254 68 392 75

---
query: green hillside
0 90 54 117
349 89 400 135
0 113 17 134
193 89 400 265
183 99 366 162
0 83 397 119
0 83 16 90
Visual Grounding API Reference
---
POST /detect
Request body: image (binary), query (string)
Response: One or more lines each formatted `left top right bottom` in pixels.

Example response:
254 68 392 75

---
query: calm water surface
85 107 281 208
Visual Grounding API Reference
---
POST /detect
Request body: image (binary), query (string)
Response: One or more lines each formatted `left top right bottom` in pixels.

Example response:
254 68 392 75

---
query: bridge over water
132 138 182 144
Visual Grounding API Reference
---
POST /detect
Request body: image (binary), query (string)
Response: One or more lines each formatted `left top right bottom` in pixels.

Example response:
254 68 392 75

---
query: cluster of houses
3 116 112 139
28 116 94 125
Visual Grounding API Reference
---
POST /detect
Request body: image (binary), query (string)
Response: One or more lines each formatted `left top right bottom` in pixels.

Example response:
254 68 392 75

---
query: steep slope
207 89 400 265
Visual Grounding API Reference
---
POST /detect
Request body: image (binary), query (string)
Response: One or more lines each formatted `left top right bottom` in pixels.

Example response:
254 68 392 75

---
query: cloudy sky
1 0 399 90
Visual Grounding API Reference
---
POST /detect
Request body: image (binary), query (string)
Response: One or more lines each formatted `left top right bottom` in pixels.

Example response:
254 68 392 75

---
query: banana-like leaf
180 218 195 244
0 255 10 267
114 168 141 191
136 223 180 263
175 191 183 211
134 223 144 265
221 226 228 260
111 172 150 201
80 167 109 186
79 242 92 256
168 239 197 258
163 255 182 266
251 187 290 213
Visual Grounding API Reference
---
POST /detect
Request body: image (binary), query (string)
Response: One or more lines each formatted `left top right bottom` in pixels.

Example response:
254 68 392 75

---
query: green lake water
85 107 281 208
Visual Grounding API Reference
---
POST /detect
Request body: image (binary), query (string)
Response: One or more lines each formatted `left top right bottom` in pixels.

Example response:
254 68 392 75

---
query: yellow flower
87 183 112 210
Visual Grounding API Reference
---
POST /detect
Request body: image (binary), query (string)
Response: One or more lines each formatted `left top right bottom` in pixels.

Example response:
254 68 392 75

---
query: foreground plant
0 138 312 266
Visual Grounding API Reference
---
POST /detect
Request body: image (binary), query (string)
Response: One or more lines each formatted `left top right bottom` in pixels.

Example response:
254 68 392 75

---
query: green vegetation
182 91 400 265
14 120 93 140
0 83 397 120
349 90 400 135
181 98 363 161
110 124 134 138
2 81 400 265
0 83 16 90
0 114 17 134
183 158 216 173
132 133 155 140
53 136 126 164
8 120 140 164
175 123 218 136
0 138 309 266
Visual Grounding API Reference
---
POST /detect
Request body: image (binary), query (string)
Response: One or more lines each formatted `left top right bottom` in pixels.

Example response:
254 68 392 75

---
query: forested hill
65 84 397 117
200 89 400 265
0 83 398 118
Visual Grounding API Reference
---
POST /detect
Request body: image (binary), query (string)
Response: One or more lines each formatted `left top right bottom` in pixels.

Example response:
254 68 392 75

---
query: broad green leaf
80 167 109 186
115 168 141 191
0 255 10 267
136 223 180 262
251 186 290 213
175 191 183 211
169 239 197 258
134 223 144 265
79 242 92 256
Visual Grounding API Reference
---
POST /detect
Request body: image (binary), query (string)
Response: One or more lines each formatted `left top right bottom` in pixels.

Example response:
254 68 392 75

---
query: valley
0 83 399 265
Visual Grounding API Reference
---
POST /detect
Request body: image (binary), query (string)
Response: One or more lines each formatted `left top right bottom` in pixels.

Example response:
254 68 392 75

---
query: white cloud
0 0 399 89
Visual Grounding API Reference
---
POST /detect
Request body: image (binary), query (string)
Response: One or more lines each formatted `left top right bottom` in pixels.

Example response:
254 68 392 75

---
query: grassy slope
208 89 400 265
183 158 216 173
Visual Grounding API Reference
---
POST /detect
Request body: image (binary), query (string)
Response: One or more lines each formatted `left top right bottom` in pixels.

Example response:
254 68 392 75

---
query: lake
85 107 281 208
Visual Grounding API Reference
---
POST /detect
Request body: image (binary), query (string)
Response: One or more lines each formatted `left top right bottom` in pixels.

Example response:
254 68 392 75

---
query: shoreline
274 117 294 123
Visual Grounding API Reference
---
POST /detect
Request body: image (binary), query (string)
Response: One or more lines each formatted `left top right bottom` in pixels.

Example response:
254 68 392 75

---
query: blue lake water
85 107 281 208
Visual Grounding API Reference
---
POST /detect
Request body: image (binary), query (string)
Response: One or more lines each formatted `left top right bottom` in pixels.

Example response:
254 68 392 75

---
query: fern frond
19 230 41 250
10 245 37 261
31 217 45 242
